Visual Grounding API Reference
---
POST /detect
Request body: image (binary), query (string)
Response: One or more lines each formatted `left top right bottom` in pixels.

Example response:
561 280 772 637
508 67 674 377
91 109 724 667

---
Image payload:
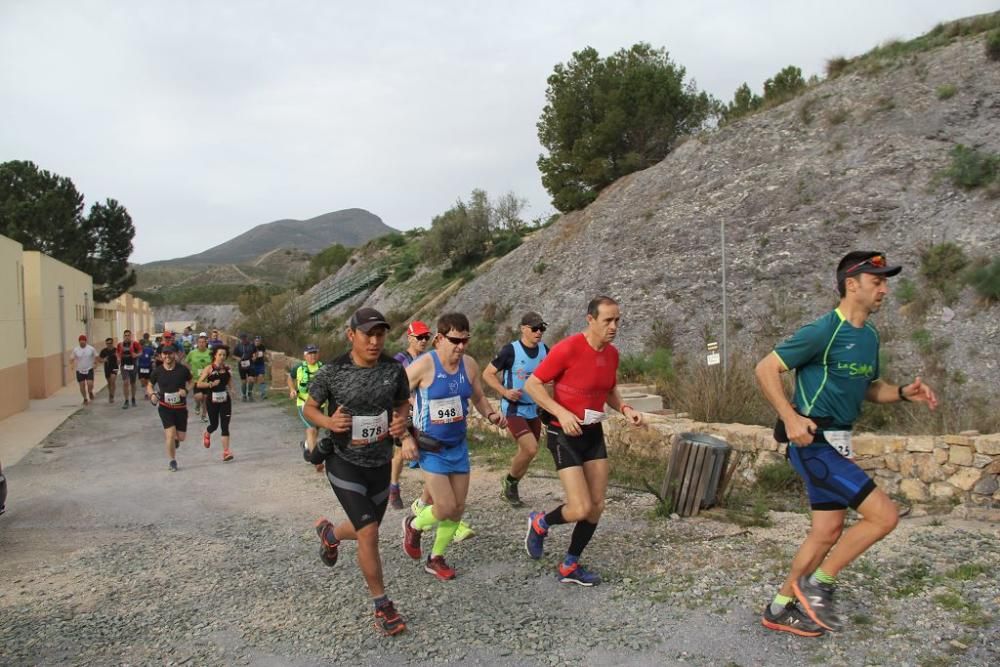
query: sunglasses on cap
443 334 471 346
413 334 431 341
842 254 887 275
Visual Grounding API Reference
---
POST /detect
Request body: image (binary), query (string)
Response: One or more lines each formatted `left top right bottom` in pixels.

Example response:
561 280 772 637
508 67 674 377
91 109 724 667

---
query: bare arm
755 352 816 446
466 357 505 427
606 385 642 426
524 374 582 436
482 362 520 402
866 376 938 409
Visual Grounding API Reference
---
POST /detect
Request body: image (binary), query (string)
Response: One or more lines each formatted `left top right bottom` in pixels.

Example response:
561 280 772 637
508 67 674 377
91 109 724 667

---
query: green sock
813 567 836 585
432 519 459 556
412 504 439 531
773 593 793 606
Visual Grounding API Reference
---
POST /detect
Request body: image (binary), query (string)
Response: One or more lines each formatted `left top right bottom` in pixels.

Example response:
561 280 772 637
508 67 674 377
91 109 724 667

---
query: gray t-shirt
308 352 409 468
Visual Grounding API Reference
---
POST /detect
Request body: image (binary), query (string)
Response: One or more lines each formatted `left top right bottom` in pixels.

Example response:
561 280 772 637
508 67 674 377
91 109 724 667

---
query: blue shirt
416 351 472 447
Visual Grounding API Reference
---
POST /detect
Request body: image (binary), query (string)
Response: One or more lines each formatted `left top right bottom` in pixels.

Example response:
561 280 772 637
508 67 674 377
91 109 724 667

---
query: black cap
160 344 177 353
837 251 902 279
349 307 390 333
520 311 546 328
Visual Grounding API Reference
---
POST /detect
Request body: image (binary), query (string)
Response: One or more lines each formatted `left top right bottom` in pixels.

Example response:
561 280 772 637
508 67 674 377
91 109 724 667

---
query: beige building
23 250 94 399
0 235 29 421
93 293 155 344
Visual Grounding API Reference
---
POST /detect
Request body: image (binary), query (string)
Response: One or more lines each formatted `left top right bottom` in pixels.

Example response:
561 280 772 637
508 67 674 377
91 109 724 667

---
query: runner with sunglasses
522 296 643 586
402 313 506 580
387 321 431 509
483 312 549 506
756 251 938 636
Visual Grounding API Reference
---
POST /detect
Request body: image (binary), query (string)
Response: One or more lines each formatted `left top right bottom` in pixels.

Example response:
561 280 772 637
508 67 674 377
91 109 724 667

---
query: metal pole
721 220 728 383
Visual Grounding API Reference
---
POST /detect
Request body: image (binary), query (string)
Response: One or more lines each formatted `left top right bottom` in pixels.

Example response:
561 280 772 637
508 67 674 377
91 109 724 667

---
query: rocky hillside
322 27 1000 398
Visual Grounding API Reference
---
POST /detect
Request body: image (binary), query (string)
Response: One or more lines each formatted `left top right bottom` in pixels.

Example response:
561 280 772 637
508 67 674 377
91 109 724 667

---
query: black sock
568 520 598 558
506 474 519 484
544 505 566 526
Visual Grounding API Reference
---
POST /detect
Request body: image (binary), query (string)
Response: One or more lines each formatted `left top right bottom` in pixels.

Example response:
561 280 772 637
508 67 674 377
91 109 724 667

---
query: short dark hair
836 251 878 297
105 338 113 343
123 329 132 335
213 345 230 357
436 312 470 335
587 296 618 318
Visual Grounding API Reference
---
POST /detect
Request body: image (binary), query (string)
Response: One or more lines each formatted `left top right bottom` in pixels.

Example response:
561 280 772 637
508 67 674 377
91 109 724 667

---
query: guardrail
308 266 389 317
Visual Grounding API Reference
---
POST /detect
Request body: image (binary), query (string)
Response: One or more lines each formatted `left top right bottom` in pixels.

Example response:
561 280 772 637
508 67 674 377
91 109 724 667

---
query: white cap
198 331 208 338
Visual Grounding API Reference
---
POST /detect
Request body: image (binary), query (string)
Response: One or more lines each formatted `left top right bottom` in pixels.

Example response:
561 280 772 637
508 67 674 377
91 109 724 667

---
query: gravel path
1 393 997 666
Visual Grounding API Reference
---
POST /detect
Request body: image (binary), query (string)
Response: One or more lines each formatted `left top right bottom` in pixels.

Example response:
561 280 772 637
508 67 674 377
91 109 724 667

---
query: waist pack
416 433 448 452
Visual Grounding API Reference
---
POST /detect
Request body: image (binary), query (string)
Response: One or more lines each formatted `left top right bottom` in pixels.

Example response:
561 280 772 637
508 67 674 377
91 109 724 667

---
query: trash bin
661 432 731 517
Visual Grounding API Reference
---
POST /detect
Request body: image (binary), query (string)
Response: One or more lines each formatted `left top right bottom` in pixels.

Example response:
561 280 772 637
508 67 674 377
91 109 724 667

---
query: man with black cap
483 311 549 506
234 333 256 401
146 343 193 472
755 251 938 637
302 307 411 636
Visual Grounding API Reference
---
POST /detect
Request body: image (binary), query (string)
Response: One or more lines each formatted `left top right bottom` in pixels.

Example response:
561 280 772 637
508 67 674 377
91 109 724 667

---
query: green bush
965 257 1000 301
986 29 1000 61
755 461 802 494
491 232 522 258
945 144 1000 189
936 84 957 100
533 261 546 275
920 242 969 304
825 56 849 78
895 277 917 304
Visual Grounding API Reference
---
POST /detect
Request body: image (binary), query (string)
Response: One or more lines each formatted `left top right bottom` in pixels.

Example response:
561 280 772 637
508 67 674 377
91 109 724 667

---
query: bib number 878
361 425 383 439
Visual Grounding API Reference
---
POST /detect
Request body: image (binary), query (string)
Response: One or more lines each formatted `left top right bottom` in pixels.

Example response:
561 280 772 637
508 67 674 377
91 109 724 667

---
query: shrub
921 242 969 303
986 29 1000 61
825 56 849 78
491 232 522 258
533 261 546 275
755 461 801 494
895 277 917 304
826 107 850 125
936 84 957 100
945 144 1000 189
965 256 1000 302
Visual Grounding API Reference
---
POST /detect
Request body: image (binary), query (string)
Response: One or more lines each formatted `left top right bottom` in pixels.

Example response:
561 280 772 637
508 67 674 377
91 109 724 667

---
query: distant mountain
143 208 396 268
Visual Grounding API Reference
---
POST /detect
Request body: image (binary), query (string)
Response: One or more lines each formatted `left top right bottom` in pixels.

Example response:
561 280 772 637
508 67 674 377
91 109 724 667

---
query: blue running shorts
788 443 877 511
418 443 470 475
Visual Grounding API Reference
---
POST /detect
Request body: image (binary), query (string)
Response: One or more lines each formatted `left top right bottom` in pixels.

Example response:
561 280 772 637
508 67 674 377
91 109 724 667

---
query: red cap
407 321 430 336
163 331 174 338
78 334 87 341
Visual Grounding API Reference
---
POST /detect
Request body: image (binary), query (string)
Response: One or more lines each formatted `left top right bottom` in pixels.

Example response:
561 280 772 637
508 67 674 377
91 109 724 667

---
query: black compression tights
207 400 231 436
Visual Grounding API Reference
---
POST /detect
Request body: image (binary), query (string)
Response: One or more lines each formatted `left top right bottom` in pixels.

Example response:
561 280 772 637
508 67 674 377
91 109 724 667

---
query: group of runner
292 250 939 640
72 327 272 472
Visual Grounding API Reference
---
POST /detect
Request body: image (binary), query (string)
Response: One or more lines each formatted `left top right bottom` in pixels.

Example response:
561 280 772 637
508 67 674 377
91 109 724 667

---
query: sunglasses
413 334 431 341
443 334 471 346
842 254 887 275
528 325 547 333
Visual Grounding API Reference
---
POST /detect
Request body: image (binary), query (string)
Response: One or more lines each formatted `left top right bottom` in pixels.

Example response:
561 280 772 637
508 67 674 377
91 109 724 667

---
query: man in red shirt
522 296 643 585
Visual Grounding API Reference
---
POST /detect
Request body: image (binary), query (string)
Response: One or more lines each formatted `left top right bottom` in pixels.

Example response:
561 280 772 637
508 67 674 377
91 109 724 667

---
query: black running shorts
546 423 607 470
76 370 94 382
158 406 189 433
325 454 391 531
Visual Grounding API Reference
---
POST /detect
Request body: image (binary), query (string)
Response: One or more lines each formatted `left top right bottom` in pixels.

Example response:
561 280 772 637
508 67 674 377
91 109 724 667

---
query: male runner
208 329 224 350
387 320 431 509
99 337 119 404
402 313 506 581
117 329 142 408
70 334 97 405
147 344 193 472
234 333 256 401
252 335 268 399
483 311 549 506
301 307 410 636
186 333 214 421
756 251 937 636
181 326 195 354
522 296 643 586
287 343 325 472
138 338 156 395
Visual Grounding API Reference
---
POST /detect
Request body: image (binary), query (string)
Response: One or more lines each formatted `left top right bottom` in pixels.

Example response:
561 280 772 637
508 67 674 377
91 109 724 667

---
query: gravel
1 394 998 666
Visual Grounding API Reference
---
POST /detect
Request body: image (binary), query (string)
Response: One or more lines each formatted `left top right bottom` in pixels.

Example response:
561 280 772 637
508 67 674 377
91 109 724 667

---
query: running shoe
373 599 406 636
402 515 422 560
524 511 547 559
122 400 129 410
248 393 254 402
222 449 234 462
314 518 339 567
424 555 456 581
793 575 843 632
453 521 476 542
201 413 208 423
762 601 825 637
558 561 601 586
500 477 522 507
203 432 211 448
168 459 178 472
131 397 136 406
388 484 403 510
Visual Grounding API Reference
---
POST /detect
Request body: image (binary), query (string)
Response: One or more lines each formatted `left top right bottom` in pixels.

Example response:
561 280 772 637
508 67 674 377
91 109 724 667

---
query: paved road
1 388 997 666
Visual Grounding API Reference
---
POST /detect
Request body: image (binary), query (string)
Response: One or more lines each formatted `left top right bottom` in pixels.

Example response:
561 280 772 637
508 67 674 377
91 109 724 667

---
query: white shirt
72 345 98 373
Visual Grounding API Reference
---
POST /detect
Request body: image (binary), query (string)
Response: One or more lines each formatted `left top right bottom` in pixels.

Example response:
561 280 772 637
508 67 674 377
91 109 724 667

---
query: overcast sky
2 1 996 263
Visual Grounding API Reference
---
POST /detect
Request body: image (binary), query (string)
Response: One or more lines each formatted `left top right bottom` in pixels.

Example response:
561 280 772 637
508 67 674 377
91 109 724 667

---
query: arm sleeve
531 338 570 384
773 319 829 371
490 344 515 371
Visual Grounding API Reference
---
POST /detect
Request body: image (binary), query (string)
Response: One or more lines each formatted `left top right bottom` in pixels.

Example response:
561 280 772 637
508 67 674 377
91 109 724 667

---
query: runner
186 333 214 422
387 320 431 509
208 328 224 350
287 343 325 472
522 296 643 586
70 334 98 405
141 332 152 348
155 332 179 367
181 326 195 354
117 329 142 409
756 251 938 636
402 312 506 581
483 311 549 506
252 335 268 400
234 333 255 401
301 307 411 636
137 337 156 396
98 337 119 404
197 344 235 462
146 344 193 472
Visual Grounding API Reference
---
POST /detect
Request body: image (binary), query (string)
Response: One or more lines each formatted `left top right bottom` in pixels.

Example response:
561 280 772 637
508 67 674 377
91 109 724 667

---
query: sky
2 1 997 263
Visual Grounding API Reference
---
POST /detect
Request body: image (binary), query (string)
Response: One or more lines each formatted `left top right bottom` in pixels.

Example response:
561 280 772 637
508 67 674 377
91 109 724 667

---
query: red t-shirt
531 333 618 426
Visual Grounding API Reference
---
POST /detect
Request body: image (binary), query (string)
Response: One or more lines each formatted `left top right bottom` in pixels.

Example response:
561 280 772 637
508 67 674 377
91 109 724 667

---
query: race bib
123 364 135 371
163 392 182 406
240 360 251 368
212 391 228 404
581 409 608 425
255 351 264 360
429 396 463 424
139 368 151 376
351 412 389 445
825 430 854 458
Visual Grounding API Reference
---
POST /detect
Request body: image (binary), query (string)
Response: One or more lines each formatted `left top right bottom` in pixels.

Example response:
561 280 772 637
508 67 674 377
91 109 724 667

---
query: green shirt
187 348 214 380
773 308 880 428
292 361 324 407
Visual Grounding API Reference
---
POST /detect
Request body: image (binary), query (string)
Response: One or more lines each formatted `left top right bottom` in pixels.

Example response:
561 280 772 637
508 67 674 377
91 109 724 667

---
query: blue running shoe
558 562 601 586
524 511 546 559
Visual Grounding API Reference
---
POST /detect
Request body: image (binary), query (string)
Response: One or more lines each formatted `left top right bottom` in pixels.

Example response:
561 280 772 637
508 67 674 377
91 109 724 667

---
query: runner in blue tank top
756 251 938 637
401 312 506 581
483 311 549 507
